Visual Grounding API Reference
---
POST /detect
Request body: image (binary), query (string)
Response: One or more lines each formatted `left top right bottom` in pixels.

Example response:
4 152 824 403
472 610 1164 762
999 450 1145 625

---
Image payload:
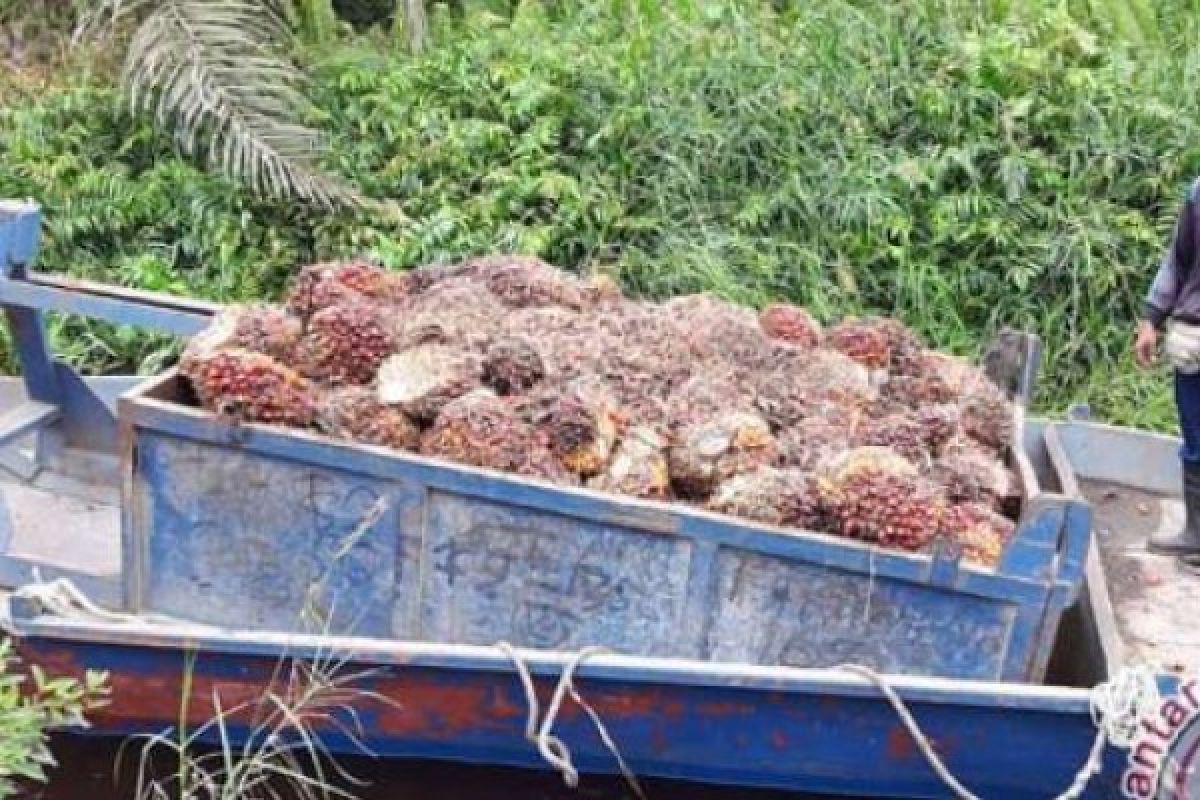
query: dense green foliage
1 0 1198 429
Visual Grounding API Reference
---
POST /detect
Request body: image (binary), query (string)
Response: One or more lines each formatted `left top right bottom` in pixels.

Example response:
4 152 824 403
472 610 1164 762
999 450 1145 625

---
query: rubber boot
1149 462 1200 556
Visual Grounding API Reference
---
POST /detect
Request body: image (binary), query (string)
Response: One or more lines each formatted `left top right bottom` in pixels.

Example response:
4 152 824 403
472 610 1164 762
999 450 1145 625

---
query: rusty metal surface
12 630 1127 800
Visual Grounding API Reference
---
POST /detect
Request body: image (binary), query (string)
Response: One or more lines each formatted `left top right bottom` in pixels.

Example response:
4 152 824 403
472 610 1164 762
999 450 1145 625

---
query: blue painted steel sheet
119 373 1092 683
10 616 1127 799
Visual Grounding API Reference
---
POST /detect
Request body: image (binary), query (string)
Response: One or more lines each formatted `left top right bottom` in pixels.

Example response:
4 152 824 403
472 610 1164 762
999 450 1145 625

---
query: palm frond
83 0 367 211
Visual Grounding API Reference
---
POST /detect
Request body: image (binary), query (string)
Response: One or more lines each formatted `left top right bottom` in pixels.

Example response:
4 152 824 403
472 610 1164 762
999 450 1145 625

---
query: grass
122 650 382 800
1 0 1198 432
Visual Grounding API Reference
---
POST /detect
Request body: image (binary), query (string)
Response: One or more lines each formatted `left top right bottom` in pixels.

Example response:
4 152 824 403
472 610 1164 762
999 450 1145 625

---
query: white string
496 641 647 800
1089 664 1162 748
838 663 1160 800
12 570 143 625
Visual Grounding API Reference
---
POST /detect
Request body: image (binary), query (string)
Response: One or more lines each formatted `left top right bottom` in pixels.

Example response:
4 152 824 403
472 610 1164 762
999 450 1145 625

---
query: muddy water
33 735 841 800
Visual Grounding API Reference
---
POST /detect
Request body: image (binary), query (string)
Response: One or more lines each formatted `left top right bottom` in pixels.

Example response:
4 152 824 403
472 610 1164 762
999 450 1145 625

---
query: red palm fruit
827 319 892 369
940 503 1016 569
285 260 405 317
775 415 858 472
959 383 1015 454
931 446 1014 509
530 381 621 477
420 390 529 472
819 467 944 551
759 304 822 349
707 466 825 530
317 387 420 450
480 256 585 310
181 348 317 427
857 412 932 465
294 302 394 386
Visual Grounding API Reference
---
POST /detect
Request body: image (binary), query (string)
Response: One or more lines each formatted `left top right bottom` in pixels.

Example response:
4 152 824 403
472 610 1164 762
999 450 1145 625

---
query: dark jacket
1145 179 1200 330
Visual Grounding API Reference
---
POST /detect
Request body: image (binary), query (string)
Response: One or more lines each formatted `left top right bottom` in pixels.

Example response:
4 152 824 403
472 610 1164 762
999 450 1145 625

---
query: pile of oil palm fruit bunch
179 256 1020 568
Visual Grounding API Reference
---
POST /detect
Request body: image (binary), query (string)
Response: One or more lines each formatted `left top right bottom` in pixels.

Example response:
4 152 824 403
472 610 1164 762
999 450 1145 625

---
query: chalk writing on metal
142 437 400 637
425 511 690 654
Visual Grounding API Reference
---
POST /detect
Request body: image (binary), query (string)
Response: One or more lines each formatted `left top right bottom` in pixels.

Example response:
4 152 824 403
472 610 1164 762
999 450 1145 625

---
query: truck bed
1079 480 1200 672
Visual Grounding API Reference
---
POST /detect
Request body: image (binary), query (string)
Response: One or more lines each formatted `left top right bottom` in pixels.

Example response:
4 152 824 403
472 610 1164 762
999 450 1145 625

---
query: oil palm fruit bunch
960 382 1015 454
940 503 1016 569
817 447 944 551
285 260 405 318
666 369 757 432
872 317 926 375
931 447 1014 510
669 411 777 499
915 404 961 451
482 336 546 395
827 318 893 369
317 387 420 450
481 256 585 310
793 350 874 406
532 380 622 478
707 467 824 530
181 348 317 427
857 412 933 465
223 304 303 362
776 413 858 472
759 303 822 349
393 280 504 351
882 371 958 410
294 302 394 386
590 427 671 500
664 293 774 370
420 390 528 472
377 344 482 423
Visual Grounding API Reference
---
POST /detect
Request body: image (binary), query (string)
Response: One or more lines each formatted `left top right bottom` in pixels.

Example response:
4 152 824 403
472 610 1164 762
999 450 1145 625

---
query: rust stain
696 701 752 717
18 641 686 750
372 676 521 738
587 687 686 720
886 725 917 760
886 725 957 761
649 725 670 756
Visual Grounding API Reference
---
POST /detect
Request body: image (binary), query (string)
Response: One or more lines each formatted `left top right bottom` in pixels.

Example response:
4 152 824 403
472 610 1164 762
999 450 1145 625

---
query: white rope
1089 664 1162 748
496 641 647 800
838 663 1161 800
11 570 143 625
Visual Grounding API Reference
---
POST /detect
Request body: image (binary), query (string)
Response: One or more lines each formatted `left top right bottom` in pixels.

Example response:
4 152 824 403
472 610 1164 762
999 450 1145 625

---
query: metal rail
0 200 216 456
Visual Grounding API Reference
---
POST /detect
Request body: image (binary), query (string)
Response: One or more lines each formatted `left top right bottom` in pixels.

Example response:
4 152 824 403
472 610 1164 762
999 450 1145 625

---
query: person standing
1136 178 1200 557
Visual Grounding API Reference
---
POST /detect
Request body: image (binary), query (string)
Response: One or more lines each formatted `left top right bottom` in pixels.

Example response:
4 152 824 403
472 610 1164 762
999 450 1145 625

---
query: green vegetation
1 0 1198 430
0 638 109 796
125 651 378 800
